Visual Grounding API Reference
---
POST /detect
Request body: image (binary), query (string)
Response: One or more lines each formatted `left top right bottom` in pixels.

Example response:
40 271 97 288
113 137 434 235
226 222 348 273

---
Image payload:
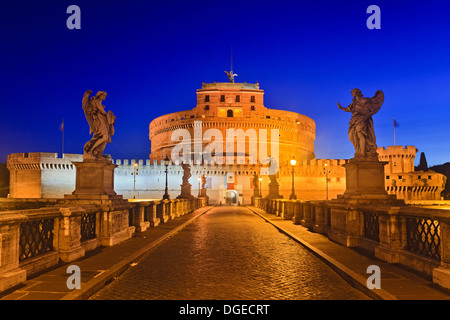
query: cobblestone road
90 206 370 300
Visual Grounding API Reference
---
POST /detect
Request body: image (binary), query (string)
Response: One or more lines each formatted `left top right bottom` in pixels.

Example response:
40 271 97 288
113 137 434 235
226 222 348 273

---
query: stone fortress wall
6 146 445 204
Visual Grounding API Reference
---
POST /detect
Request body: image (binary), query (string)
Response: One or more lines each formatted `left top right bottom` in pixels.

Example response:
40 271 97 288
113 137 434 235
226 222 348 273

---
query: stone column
0 214 27 292
327 204 363 247
433 216 450 290
374 207 403 263
292 201 303 225
312 202 326 234
58 207 86 262
99 205 135 247
148 202 161 227
301 201 315 229
132 203 150 232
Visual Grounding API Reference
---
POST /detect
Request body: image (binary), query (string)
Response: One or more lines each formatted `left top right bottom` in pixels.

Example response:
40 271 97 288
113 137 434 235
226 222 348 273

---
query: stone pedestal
177 183 193 199
63 159 133 247
329 158 404 247
336 159 403 205
65 159 121 200
265 176 283 200
344 159 388 197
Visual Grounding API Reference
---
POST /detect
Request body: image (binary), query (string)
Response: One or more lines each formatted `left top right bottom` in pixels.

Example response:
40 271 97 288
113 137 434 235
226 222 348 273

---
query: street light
289 158 297 200
323 162 330 200
198 177 202 197
259 177 262 197
131 161 139 199
163 156 170 200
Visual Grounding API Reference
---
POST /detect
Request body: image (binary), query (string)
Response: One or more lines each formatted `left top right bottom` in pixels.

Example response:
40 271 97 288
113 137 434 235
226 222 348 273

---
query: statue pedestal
334 158 403 204
265 178 283 200
343 159 387 198
65 159 122 200
63 159 134 247
177 183 193 199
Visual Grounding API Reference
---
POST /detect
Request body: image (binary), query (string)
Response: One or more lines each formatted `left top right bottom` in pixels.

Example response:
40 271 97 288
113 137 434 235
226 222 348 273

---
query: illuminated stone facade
149 82 316 166
378 145 446 201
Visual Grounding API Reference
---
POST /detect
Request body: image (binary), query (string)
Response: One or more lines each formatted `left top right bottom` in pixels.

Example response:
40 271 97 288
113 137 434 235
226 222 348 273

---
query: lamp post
259 177 262 197
198 177 201 197
163 156 170 200
289 158 297 200
323 162 330 200
132 161 139 199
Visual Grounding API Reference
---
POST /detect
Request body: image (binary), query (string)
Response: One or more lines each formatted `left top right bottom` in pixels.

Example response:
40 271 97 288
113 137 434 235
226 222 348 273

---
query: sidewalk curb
246 206 398 301
61 206 214 300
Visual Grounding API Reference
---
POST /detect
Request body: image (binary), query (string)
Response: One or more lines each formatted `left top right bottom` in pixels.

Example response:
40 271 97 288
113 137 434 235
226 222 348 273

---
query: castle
6 80 446 204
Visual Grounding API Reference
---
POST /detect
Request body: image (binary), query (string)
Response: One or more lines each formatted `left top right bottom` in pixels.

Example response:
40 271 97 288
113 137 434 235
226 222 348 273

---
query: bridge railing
252 196 450 290
0 196 208 293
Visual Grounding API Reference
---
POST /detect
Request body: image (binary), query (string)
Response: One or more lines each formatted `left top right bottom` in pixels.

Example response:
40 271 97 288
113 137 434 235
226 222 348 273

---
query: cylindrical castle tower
149 81 316 166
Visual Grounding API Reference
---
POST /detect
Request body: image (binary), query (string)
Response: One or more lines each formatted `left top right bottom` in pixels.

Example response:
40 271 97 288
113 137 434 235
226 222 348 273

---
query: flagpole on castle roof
61 118 64 156
393 118 397 146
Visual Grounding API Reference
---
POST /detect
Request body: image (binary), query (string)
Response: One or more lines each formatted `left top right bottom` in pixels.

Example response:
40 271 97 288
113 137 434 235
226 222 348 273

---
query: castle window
386 176 390 179
24 152 29 158
398 175 402 179
220 95 225 102
251 106 255 111
227 109 233 117
250 96 256 102
266 115 271 119
205 105 210 111
418 175 421 179
428 175 432 179
205 95 210 102
236 95 240 102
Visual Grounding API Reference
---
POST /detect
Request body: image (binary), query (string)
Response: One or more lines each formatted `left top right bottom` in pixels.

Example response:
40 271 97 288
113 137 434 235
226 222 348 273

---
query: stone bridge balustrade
254 198 450 290
0 197 208 293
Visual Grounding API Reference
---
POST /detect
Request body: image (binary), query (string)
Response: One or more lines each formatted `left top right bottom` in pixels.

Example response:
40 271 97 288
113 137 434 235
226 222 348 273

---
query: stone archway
225 190 239 206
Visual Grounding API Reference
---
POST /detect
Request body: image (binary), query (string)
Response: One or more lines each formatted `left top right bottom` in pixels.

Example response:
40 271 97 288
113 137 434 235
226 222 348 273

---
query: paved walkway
246 206 450 300
89 206 369 300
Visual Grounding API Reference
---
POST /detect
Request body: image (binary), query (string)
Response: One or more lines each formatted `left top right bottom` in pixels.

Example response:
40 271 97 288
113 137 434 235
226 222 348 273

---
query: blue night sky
1 0 450 166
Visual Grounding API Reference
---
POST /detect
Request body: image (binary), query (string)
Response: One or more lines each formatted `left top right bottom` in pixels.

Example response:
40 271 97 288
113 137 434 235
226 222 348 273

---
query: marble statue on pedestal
338 89 384 160
178 163 193 199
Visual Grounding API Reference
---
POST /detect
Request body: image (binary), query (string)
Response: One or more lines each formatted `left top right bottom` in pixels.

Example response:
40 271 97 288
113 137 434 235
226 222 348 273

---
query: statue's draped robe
347 102 377 157
345 90 383 159
83 94 115 159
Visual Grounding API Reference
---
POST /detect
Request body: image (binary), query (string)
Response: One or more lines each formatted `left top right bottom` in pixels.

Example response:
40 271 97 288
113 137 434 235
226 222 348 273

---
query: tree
417 152 428 171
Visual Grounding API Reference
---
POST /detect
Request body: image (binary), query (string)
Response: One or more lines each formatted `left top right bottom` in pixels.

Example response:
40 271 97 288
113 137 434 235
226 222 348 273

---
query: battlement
7 152 350 170
377 145 418 158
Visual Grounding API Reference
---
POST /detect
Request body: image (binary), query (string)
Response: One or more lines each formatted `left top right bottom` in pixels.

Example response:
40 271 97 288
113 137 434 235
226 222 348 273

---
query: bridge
0 196 449 302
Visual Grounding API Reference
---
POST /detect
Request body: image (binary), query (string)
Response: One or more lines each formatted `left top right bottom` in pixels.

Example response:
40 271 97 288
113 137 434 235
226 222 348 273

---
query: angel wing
366 90 384 117
82 90 96 135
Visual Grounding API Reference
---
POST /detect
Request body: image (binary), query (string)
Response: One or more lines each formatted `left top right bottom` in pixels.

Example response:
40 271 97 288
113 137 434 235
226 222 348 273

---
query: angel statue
338 89 384 160
224 70 237 83
181 163 192 185
82 90 116 160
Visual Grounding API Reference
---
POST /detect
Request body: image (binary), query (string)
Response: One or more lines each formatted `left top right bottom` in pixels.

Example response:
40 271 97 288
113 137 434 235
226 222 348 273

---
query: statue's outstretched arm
337 102 350 112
